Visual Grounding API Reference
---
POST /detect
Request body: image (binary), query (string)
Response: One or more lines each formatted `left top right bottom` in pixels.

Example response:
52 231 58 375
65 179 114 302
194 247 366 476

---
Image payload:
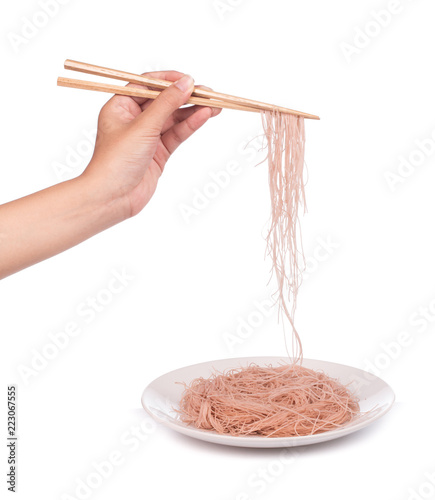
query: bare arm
0 175 126 278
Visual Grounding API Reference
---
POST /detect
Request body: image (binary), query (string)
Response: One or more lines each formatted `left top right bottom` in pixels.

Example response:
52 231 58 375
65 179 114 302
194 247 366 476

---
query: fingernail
175 74 194 92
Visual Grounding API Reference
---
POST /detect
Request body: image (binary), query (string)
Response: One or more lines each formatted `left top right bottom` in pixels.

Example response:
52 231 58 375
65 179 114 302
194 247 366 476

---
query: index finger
108 70 186 111
136 70 185 110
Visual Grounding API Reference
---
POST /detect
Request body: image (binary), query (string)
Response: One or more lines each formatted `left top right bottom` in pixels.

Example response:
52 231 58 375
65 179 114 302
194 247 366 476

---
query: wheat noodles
178 364 359 437
263 110 306 361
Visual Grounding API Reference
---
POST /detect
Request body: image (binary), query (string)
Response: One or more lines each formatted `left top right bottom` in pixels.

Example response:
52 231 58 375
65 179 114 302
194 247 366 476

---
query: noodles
177 111 360 437
178 364 359 437
262 110 306 361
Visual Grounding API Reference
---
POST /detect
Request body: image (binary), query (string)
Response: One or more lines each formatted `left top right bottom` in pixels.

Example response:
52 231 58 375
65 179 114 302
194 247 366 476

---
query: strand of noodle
262 110 306 361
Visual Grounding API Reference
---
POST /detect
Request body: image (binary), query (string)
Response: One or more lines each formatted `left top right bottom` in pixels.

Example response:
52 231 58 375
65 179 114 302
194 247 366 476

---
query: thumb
137 74 195 133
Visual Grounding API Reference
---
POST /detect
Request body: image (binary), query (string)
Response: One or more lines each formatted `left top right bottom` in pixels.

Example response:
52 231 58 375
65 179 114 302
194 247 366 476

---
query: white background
1 0 435 499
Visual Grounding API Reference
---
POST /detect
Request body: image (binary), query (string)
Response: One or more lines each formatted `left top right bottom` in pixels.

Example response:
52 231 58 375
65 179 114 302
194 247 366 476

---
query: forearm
0 170 129 279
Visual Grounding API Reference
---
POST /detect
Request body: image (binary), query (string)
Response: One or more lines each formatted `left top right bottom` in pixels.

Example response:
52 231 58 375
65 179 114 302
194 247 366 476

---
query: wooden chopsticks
57 59 320 120
57 77 260 113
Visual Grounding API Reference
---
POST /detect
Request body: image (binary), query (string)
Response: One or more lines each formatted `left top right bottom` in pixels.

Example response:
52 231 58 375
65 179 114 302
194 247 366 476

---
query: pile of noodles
178 111 360 437
178 364 359 437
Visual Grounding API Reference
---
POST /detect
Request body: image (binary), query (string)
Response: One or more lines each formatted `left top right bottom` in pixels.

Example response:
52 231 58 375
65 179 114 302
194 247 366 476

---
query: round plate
141 356 395 448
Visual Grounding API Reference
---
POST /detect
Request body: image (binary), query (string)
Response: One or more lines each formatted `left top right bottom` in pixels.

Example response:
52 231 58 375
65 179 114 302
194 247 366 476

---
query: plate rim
141 356 395 448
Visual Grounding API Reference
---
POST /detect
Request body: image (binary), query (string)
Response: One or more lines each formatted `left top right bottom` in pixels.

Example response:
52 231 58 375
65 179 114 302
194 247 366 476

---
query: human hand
83 71 221 218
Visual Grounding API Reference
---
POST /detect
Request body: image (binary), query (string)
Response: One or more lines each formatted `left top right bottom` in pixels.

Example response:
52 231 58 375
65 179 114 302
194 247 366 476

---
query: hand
83 71 221 217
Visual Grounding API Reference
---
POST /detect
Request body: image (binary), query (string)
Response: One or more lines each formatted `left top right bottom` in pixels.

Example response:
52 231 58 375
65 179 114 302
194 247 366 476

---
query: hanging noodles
263 110 306 361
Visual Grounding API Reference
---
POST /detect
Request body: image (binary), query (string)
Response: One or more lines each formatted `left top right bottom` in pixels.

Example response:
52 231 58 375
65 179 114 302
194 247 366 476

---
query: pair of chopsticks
57 60 320 120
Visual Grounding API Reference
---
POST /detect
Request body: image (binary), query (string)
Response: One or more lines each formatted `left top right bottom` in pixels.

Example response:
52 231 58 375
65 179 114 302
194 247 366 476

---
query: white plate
141 356 395 448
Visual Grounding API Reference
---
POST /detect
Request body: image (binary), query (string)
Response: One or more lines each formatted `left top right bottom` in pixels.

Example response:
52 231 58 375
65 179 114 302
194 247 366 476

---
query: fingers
158 103 219 135
102 72 223 135
134 74 195 135
141 70 185 83
160 85 222 149
161 106 214 157
127 71 186 107
191 85 222 115
102 69 222 155
156 86 222 134
190 85 222 118
102 70 186 119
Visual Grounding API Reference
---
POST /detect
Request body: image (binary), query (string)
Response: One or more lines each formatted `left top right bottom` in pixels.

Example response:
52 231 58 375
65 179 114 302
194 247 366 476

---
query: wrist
75 161 131 225
76 167 131 226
